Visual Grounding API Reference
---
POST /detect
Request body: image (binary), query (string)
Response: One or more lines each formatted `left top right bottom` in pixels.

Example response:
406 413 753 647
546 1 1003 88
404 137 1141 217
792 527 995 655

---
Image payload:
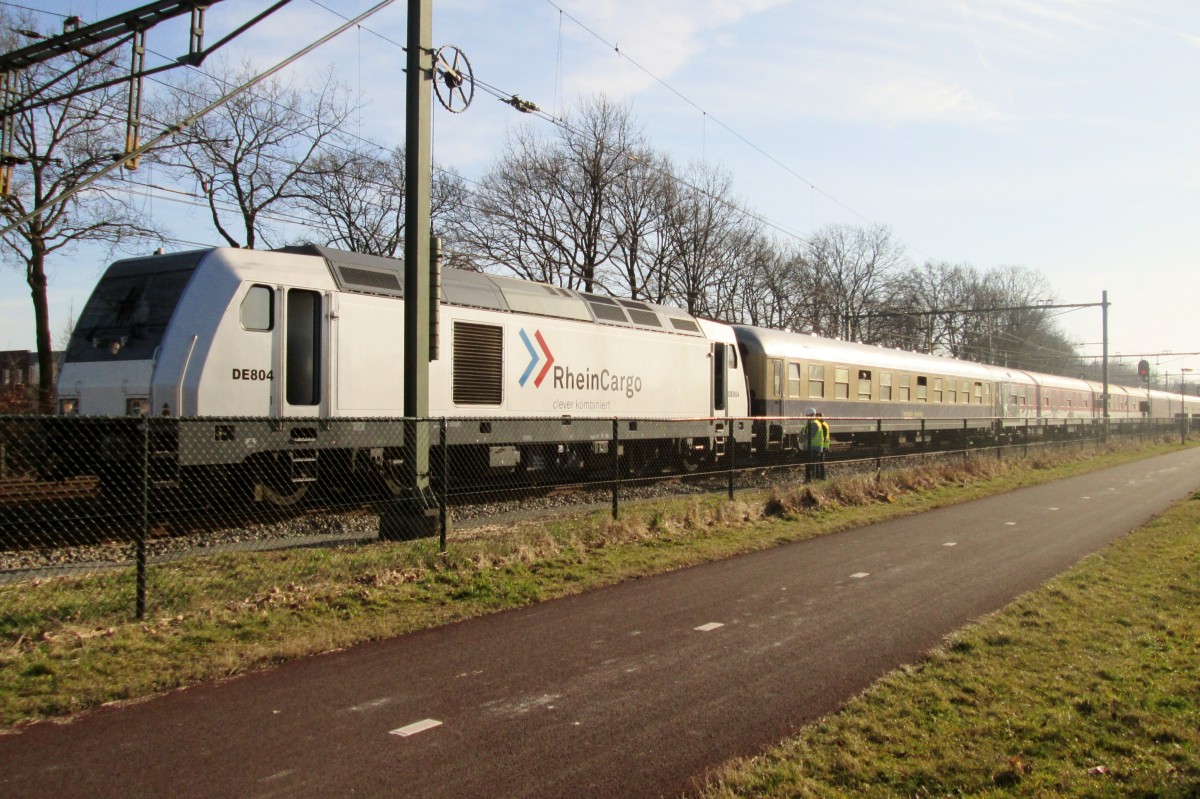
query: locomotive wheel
256 475 309 507
677 440 705 473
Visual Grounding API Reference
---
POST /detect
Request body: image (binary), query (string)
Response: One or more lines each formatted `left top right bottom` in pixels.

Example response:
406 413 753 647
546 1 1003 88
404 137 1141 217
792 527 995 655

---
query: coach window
241 285 273 331
285 289 321 406
933 378 943 403
857 369 872 401
960 381 970 403
946 379 956 404
916 376 928 401
788 362 802 398
899 374 911 401
880 372 892 401
772 359 783 399
975 382 984 403
835 367 850 399
808 364 825 398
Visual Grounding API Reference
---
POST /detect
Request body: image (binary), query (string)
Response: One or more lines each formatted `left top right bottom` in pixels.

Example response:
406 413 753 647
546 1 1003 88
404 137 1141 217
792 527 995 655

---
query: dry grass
697 488 1200 798
0 438 1191 729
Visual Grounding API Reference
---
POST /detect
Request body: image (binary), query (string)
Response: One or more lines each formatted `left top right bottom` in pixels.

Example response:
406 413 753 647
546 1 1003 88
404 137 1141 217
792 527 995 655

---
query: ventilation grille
453 322 503 405
339 266 403 294
586 299 630 323
626 309 661 327
669 317 701 333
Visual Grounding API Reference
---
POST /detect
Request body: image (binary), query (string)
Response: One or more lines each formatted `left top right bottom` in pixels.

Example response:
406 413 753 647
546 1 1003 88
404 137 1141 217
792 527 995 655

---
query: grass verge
0 438 1194 732
697 484 1200 798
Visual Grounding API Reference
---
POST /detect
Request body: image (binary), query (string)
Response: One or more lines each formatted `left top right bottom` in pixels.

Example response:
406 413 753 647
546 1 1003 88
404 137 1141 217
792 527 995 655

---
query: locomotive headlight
126 397 150 416
58 397 79 415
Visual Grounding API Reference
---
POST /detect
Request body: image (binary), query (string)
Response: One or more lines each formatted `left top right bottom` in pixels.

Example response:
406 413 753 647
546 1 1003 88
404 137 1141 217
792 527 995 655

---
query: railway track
0 434 1107 580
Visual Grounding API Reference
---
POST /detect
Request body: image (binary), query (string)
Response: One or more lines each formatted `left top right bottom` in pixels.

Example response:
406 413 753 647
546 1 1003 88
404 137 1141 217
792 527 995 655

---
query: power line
542 0 936 261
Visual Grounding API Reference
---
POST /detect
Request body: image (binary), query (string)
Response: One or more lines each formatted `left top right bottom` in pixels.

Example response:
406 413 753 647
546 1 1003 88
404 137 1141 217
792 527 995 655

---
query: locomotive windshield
65 251 204 363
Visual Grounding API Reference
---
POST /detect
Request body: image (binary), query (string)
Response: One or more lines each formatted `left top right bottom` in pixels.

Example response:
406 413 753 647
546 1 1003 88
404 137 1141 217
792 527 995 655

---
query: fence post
962 418 969 462
727 422 735 500
439 417 448 554
136 418 149 620
920 418 927 457
611 418 619 520
1024 417 1029 458
876 418 883 476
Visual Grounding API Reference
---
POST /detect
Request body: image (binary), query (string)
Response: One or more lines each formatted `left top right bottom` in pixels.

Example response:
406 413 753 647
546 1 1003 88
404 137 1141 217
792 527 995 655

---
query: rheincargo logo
518 328 645 398
554 365 644 398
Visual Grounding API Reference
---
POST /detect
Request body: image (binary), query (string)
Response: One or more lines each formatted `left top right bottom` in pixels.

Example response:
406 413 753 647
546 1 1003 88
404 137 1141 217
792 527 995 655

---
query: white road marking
1048 507 1059 511
347 698 392 713
1005 522 1017 526
390 719 442 737
484 694 561 717
850 572 869 579
943 542 957 547
695 622 724 632
1082 496 1091 500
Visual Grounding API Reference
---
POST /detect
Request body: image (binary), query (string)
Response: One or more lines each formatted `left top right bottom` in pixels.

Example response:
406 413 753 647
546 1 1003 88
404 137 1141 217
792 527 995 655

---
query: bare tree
735 237 807 329
973 264 1065 370
886 260 984 355
291 144 467 258
662 160 744 316
607 147 672 302
805 224 908 341
457 95 641 292
152 60 354 249
0 12 160 411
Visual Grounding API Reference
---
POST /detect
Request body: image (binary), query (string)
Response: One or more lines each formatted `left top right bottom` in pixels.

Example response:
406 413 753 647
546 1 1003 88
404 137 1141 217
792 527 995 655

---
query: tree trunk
27 246 54 414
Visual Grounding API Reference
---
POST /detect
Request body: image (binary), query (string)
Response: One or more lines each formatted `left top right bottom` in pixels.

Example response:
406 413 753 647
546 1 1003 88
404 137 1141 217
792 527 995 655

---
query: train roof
274 245 708 337
732 324 1002 381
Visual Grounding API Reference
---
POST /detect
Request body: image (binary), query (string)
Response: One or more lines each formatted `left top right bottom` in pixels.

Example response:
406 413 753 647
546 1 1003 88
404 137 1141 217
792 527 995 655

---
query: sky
6 0 1199 381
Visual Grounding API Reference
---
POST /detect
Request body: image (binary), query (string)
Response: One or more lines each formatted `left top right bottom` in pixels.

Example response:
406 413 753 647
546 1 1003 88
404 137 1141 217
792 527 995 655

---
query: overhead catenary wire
4 1 1127 370
0 0 401 238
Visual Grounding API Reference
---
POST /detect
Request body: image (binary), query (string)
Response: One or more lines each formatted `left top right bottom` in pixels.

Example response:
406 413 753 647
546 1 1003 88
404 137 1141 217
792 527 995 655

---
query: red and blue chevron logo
518 328 555 387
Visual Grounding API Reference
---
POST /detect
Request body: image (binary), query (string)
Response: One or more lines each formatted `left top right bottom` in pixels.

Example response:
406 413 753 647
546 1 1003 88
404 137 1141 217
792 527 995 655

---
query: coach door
278 287 326 417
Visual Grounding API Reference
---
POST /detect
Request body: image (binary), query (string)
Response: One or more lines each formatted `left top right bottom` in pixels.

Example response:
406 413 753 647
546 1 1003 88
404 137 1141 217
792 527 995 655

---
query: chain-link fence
0 413 1185 621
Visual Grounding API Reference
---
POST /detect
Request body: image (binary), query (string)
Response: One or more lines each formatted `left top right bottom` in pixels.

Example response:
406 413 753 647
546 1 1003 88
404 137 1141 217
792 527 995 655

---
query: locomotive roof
276 245 706 338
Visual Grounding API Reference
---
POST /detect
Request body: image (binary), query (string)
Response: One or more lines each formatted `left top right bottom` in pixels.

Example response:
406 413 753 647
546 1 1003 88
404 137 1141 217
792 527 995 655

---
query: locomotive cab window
241 285 274 331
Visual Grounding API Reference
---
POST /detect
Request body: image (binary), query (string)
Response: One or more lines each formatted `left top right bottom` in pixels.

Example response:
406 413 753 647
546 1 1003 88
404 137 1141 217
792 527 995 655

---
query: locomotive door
277 287 326 417
714 341 748 417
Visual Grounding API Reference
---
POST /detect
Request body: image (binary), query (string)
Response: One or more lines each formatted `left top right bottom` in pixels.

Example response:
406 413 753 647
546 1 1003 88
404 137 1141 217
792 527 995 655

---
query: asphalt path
3 447 1199 798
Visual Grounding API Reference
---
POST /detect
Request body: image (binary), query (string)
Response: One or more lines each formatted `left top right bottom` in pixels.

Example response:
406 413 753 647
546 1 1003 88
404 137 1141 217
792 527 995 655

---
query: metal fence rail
0 413 1184 620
